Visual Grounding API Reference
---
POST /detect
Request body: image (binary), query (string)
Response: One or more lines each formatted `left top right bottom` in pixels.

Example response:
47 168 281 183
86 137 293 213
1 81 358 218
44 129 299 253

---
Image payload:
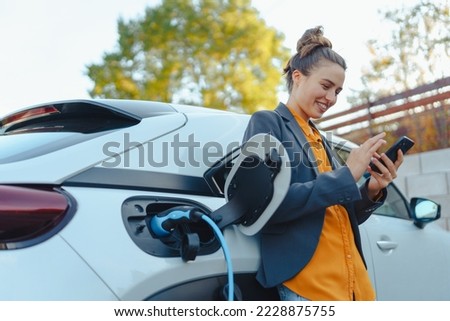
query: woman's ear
292 69 303 84
292 69 304 85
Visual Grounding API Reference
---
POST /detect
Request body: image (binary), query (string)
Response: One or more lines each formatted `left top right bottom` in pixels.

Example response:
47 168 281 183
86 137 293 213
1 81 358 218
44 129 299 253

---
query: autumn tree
348 0 449 105
86 0 289 113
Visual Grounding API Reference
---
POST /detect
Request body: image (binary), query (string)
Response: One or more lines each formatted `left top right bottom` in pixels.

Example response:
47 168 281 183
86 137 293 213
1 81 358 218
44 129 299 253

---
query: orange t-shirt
283 109 376 301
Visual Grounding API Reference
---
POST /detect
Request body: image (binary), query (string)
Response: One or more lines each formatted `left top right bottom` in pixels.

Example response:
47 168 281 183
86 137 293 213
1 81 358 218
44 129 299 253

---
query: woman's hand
346 132 387 182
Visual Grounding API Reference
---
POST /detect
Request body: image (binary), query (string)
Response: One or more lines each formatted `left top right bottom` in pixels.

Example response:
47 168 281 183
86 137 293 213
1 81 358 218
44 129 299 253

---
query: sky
0 0 424 117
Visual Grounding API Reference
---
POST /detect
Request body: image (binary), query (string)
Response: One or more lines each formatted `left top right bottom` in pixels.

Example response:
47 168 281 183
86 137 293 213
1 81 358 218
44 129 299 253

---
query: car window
0 101 144 164
334 146 350 164
372 184 410 220
1 103 139 135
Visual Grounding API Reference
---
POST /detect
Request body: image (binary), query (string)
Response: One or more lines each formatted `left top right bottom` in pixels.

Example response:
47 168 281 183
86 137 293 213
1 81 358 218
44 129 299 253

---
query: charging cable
148 206 235 301
200 214 234 301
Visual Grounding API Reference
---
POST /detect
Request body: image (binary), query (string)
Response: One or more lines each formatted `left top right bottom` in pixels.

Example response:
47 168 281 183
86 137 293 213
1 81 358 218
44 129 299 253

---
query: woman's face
289 60 345 121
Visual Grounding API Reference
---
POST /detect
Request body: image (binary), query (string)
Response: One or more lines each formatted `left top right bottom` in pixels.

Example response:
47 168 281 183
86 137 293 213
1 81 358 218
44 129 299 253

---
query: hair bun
296 26 332 58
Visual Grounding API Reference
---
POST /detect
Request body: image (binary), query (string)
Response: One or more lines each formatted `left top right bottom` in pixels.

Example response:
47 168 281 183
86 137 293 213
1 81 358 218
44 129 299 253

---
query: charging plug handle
149 206 204 238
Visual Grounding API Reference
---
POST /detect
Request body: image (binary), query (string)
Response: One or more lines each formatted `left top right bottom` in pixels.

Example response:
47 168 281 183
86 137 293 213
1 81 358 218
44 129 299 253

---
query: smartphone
370 136 415 173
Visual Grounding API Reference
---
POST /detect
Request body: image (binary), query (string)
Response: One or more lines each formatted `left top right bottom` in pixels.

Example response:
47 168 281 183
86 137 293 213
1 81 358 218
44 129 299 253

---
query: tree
348 0 449 105
86 0 289 113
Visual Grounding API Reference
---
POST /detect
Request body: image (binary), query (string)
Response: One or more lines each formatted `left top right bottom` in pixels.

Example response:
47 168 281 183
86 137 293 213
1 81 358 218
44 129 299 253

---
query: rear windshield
0 100 175 164
1 101 141 135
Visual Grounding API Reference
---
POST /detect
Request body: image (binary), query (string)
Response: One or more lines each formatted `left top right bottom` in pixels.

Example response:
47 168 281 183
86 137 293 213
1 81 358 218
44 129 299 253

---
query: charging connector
147 206 235 301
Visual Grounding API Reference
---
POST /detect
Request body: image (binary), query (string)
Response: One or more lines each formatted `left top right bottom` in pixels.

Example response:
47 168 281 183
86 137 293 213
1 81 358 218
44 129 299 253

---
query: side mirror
410 197 441 228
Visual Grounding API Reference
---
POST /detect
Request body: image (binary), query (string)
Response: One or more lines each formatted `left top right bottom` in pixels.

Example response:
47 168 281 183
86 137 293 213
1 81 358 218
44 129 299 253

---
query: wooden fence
316 76 450 153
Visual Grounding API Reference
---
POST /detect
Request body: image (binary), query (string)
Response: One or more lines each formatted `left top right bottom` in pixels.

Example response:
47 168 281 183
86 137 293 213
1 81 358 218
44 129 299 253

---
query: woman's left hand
366 149 404 201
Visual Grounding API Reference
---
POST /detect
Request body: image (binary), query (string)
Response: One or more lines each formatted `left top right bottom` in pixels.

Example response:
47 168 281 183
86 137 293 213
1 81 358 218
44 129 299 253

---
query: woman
242 26 403 301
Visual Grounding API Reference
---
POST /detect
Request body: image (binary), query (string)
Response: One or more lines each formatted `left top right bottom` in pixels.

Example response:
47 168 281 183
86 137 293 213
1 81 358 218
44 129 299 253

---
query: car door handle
376 240 398 251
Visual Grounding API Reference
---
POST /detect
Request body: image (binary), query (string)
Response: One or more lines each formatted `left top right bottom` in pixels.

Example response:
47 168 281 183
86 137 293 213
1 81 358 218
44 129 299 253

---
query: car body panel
58 187 259 300
0 234 117 300
96 111 248 176
362 215 450 300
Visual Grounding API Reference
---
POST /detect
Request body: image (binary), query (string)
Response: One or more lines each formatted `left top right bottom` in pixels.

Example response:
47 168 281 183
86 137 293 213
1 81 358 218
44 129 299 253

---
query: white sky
0 0 423 117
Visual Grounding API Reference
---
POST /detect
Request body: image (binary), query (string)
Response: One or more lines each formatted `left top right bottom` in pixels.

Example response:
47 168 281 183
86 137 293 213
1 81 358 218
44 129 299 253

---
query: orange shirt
283 109 376 301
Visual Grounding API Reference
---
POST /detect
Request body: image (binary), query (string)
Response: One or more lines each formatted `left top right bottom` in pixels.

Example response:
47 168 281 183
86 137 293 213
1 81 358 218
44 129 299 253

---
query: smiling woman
241 25 406 301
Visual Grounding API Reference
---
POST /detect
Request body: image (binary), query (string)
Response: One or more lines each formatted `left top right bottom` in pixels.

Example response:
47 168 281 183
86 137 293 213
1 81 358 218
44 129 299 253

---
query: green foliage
348 0 449 106
86 0 289 113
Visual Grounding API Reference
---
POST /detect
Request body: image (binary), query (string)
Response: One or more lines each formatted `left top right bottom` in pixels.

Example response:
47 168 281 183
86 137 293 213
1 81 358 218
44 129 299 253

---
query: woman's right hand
345 132 387 182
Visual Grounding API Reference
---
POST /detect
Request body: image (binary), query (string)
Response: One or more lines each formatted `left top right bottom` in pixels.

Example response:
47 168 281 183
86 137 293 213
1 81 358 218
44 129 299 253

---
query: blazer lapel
274 103 320 176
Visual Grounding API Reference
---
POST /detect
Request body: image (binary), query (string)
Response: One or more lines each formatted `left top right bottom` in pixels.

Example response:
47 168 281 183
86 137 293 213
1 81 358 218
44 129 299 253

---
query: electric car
0 99 448 300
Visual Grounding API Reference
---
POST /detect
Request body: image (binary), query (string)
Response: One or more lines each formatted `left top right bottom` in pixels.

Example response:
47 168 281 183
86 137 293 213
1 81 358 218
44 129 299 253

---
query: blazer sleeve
353 178 387 224
269 166 362 224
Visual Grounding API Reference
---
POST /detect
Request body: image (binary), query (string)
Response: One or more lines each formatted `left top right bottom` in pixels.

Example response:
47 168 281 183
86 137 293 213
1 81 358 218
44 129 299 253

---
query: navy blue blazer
242 103 385 288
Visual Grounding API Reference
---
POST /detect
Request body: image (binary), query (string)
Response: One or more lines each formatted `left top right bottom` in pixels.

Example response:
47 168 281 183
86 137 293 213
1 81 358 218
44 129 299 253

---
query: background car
0 99 447 300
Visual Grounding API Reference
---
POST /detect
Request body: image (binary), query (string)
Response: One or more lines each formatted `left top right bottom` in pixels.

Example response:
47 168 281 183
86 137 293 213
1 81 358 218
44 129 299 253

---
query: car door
360 183 450 300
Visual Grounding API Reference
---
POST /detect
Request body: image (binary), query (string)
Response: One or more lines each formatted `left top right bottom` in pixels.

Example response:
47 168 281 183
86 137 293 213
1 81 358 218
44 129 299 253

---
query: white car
0 99 447 300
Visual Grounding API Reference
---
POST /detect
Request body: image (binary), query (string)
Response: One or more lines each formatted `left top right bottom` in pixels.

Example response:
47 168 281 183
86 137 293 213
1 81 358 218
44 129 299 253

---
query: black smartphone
370 136 415 173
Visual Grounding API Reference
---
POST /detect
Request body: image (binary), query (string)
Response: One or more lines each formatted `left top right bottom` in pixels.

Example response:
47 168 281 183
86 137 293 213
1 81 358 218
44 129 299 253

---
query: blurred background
1 0 448 150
